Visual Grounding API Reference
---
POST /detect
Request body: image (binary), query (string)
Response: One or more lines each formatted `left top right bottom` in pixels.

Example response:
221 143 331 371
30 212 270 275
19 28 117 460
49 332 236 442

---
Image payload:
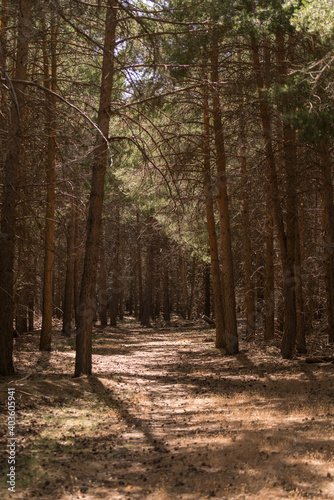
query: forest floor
1 317 334 500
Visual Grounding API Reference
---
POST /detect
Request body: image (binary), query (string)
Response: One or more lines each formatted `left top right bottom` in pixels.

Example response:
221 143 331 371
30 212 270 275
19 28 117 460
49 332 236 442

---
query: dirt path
1 318 334 499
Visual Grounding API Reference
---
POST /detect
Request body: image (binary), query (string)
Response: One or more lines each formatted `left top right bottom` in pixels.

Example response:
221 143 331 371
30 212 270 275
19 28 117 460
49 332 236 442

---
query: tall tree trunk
188 255 197 320
262 45 275 341
15 223 29 335
98 233 108 326
0 0 9 168
28 253 37 332
163 237 171 322
320 141 334 343
255 243 265 319
119 241 125 321
239 123 255 338
75 1 117 376
295 216 307 352
0 0 31 375
141 216 154 327
203 87 226 348
276 33 298 357
251 34 297 357
110 205 121 327
130 254 137 317
62 210 75 336
210 35 238 354
73 200 80 328
40 14 57 351
153 256 161 320
136 211 143 319
264 197 275 340
204 262 211 318
180 250 188 319
16 288 28 335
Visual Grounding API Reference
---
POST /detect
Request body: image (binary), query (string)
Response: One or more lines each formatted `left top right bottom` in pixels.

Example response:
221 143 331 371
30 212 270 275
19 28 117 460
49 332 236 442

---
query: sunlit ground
0 317 333 499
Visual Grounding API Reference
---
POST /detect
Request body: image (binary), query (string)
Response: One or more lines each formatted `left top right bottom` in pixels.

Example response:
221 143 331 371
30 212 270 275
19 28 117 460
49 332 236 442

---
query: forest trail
1 318 334 499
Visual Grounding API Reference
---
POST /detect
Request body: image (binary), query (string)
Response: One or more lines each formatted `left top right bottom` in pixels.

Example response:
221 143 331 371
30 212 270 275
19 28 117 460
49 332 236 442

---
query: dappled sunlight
1 319 333 499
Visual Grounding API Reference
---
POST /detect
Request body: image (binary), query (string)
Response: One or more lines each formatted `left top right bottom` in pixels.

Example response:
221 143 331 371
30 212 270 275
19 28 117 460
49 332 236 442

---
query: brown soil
1 317 334 499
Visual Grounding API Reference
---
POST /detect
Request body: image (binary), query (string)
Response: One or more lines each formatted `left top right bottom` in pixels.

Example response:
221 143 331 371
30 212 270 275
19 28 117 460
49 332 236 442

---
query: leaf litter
0 316 334 499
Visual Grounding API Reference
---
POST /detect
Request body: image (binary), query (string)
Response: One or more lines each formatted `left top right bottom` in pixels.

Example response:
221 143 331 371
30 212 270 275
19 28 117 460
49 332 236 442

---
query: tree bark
179 250 188 319
0 0 9 167
62 211 75 336
141 216 154 327
73 200 80 329
251 34 297 357
0 0 31 375
276 33 298 358
210 35 238 354
163 237 171 322
75 0 117 376
262 45 275 342
110 205 121 327
98 232 108 326
40 14 57 351
129 253 137 317
119 241 125 321
203 86 226 348
28 252 37 332
295 216 307 353
204 262 211 318
15 224 29 335
188 255 197 321
264 197 275 341
239 123 255 338
136 211 144 319
320 141 334 343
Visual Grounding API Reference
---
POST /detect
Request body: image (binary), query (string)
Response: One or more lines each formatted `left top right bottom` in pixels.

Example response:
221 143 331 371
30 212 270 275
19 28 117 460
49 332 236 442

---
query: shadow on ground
0 319 333 499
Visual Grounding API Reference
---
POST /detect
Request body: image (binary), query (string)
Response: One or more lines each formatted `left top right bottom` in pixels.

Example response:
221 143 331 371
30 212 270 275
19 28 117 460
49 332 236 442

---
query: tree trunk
73 200 80 328
153 257 161 320
130 254 137 317
295 216 307 353
180 250 188 319
320 141 334 343
0 0 31 375
110 205 121 327
15 226 29 335
28 253 36 332
40 14 57 351
16 300 28 335
119 241 125 321
62 211 75 336
75 0 117 376
251 34 297 357
98 233 108 327
264 195 275 341
210 35 238 354
163 237 171 322
136 211 144 319
188 255 197 320
141 216 154 327
0 0 9 168
276 33 298 358
239 124 255 338
204 262 211 318
203 87 226 348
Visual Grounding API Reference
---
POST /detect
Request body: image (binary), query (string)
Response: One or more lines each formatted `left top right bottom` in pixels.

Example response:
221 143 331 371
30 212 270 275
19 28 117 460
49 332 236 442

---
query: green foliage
233 0 295 37
287 106 334 143
285 0 334 40
268 75 310 112
269 74 334 143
